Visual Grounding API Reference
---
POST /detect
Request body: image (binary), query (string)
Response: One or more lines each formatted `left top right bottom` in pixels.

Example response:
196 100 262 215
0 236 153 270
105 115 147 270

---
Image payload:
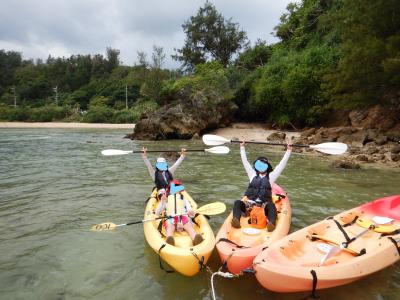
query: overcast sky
0 0 295 68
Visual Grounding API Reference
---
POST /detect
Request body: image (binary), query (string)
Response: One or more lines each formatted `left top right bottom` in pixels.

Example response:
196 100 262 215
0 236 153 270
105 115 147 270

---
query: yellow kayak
143 189 216 276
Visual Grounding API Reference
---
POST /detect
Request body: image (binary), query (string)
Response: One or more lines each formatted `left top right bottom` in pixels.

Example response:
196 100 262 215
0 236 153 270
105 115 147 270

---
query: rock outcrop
127 100 237 140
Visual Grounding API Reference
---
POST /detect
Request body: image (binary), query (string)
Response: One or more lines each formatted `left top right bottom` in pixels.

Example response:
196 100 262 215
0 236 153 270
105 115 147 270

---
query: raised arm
141 147 155 181
169 149 186 175
240 143 256 181
269 143 292 183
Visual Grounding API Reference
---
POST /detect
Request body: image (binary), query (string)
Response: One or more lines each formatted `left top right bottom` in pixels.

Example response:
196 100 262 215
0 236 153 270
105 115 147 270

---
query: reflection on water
0 129 399 299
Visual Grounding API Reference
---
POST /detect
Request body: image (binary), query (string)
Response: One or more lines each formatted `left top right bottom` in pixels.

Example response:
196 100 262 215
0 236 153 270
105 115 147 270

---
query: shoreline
210 123 301 141
0 122 135 129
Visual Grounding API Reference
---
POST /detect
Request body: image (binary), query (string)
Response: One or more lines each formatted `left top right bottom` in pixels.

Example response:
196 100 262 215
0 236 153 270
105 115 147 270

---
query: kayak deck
254 195 400 292
216 183 291 274
143 189 215 276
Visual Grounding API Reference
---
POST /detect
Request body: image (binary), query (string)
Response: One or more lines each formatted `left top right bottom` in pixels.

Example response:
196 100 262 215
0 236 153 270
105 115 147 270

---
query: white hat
156 157 167 163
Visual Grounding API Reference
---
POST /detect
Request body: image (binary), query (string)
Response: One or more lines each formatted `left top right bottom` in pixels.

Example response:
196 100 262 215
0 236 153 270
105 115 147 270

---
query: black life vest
244 174 272 203
154 170 173 190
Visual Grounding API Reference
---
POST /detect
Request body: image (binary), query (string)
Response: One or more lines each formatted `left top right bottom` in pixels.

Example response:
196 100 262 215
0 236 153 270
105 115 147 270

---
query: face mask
156 162 168 171
255 160 269 173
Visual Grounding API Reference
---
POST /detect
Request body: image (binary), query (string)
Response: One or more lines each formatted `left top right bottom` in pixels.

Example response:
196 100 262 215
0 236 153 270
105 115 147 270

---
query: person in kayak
232 140 292 231
141 147 203 246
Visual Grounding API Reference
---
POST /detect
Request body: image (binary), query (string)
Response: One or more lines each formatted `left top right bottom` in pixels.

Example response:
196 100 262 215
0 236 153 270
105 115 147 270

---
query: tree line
0 0 398 126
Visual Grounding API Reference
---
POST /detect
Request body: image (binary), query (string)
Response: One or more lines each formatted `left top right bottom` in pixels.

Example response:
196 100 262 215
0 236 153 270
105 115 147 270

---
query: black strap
157 218 165 238
356 248 367 256
343 215 359 227
330 218 351 243
310 270 319 299
381 229 400 237
191 252 207 271
216 238 249 249
309 234 367 256
388 237 400 255
158 244 174 273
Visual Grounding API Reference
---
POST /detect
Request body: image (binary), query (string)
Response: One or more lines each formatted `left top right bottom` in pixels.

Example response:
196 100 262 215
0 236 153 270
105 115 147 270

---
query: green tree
140 46 169 105
323 0 400 106
0 50 22 95
173 2 248 70
236 40 273 71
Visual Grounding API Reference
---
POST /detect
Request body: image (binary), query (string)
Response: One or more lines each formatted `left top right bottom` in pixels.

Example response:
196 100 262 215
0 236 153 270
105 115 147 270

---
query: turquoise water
0 129 399 300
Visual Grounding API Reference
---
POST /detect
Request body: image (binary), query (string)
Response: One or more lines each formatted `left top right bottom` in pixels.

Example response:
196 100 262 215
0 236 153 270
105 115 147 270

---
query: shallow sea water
0 128 399 300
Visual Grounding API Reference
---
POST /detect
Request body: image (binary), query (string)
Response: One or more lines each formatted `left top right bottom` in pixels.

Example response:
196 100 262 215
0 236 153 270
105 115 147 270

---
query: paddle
319 216 394 266
91 201 226 231
101 146 230 156
202 134 348 155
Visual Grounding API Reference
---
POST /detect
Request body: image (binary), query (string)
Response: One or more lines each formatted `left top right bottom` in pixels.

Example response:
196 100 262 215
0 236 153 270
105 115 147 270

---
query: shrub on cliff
168 61 234 110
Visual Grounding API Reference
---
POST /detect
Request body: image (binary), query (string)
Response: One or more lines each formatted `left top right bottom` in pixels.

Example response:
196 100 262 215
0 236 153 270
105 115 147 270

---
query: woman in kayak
141 147 203 246
232 140 292 231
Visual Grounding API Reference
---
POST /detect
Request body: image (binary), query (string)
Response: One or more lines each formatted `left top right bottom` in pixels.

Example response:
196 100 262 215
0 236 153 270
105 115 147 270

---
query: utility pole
11 86 17 108
125 85 128 109
53 86 58 105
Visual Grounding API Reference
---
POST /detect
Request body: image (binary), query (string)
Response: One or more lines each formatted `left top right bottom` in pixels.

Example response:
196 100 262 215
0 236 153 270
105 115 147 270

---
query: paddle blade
101 149 133 156
195 202 226 215
310 142 348 155
91 222 117 231
319 245 342 266
205 146 230 154
202 134 230 146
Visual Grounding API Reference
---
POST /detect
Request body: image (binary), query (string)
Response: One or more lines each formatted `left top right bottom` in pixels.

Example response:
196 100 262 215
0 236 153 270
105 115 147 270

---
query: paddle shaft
132 149 208 153
229 140 308 148
124 213 197 226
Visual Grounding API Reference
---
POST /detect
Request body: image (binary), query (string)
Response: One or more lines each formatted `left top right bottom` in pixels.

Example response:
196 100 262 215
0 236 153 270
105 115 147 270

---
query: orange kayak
254 195 400 293
215 183 291 274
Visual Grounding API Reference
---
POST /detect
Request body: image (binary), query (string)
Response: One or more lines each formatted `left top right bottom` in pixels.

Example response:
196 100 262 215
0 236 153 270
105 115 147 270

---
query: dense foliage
0 0 398 126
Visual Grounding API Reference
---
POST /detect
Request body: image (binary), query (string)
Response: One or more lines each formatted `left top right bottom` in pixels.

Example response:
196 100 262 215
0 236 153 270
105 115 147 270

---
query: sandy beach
0 122 298 140
0 122 135 129
210 123 300 141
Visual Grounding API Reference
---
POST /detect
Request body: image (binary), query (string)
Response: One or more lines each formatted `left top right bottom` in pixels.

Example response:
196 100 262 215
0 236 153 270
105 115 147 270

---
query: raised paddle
319 216 394 266
101 146 230 156
91 201 226 231
202 134 348 155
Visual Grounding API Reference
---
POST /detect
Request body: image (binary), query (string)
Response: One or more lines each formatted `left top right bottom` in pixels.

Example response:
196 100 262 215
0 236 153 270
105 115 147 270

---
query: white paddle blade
202 134 231 146
319 245 342 266
101 149 133 156
372 216 394 225
205 146 230 154
310 142 348 155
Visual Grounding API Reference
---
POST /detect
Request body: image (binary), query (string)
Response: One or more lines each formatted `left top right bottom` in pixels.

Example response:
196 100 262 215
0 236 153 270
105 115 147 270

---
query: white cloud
0 0 295 68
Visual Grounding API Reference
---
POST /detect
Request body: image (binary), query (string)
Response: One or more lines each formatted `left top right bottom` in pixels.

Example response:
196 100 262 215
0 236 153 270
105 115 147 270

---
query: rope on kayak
211 270 237 300
158 244 174 273
387 237 400 255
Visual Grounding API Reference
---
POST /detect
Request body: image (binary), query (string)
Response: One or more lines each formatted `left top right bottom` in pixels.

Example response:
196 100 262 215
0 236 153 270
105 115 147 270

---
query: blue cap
254 160 269 173
156 162 168 171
